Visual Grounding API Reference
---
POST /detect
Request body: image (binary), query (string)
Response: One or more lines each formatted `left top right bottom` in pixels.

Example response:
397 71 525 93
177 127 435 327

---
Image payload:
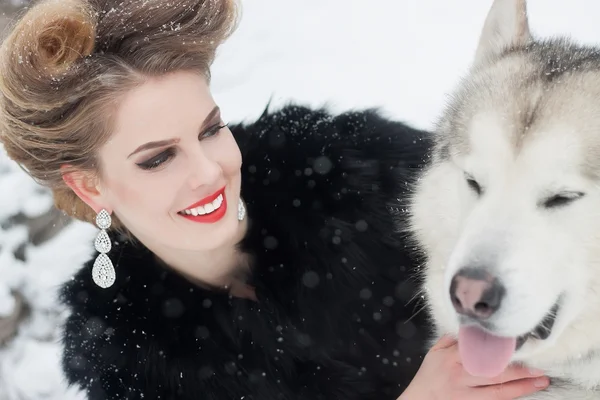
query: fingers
429 334 457 351
464 364 545 387
472 377 550 400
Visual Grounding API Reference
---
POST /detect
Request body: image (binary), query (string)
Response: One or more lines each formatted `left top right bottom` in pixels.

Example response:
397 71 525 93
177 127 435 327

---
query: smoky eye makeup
136 147 177 170
134 122 227 171
132 105 229 171
200 121 228 139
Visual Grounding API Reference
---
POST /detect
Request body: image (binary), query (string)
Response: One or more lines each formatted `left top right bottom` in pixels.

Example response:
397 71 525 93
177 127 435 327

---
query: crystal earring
237 198 246 221
92 209 116 289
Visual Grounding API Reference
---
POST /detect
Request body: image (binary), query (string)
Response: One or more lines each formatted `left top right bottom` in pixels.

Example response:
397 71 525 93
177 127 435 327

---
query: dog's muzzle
448 266 561 377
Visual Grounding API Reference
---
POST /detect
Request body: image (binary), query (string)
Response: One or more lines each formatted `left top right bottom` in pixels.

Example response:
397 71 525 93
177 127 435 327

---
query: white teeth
181 194 224 216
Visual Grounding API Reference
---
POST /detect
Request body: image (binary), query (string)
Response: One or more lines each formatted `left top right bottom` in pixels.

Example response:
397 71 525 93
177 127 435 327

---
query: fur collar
60 105 433 400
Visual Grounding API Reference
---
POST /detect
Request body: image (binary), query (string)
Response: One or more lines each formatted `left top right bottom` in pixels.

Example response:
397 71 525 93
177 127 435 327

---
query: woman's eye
134 124 227 171
137 149 175 170
201 123 228 139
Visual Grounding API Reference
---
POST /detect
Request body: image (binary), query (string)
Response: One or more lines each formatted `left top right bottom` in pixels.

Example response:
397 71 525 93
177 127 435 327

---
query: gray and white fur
409 0 600 398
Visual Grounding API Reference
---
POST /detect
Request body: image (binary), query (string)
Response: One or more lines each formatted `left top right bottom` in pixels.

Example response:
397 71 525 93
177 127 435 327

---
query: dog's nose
450 268 505 320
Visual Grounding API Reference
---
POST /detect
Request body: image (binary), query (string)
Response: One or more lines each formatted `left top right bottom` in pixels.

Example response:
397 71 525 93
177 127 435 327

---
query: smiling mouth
179 193 224 216
515 302 560 350
178 187 228 223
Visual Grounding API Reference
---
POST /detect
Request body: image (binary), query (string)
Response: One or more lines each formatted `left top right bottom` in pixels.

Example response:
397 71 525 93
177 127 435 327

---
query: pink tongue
458 326 517 378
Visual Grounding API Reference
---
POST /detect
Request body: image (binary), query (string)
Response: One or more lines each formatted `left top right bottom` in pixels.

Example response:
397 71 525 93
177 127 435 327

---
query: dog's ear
474 0 531 65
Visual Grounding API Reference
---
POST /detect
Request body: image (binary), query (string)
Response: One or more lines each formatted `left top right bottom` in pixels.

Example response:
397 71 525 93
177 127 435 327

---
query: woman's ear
61 165 111 214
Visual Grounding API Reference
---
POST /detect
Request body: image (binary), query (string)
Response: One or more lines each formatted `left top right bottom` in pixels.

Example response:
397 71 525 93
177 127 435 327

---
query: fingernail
534 377 549 388
529 368 544 376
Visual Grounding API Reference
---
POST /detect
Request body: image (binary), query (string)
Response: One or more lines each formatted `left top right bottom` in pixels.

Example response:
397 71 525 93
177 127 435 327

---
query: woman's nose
187 149 222 190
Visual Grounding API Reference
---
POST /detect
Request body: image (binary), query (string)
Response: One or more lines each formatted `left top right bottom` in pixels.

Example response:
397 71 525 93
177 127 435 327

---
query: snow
211 0 600 129
0 0 598 398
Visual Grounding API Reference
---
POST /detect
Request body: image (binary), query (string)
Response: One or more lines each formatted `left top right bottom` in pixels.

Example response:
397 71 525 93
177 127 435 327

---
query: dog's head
410 0 600 379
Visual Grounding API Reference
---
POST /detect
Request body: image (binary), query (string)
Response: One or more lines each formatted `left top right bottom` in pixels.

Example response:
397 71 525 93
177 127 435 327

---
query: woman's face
91 71 243 252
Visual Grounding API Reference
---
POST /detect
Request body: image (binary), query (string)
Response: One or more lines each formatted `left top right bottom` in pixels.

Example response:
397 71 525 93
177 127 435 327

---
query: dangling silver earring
237 198 246 221
92 209 116 288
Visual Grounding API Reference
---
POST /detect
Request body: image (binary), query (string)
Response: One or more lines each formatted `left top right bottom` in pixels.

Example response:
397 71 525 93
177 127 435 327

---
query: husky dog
409 0 600 398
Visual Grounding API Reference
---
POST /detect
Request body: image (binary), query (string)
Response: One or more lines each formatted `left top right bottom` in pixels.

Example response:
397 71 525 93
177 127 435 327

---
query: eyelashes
137 147 176 170
136 123 228 171
202 123 228 140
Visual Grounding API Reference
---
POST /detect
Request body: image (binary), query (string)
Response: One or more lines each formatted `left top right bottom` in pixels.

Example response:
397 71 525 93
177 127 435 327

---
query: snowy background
0 0 599 398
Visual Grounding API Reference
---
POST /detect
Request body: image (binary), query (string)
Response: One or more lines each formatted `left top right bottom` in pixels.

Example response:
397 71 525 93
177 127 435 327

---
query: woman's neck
138 217 250 290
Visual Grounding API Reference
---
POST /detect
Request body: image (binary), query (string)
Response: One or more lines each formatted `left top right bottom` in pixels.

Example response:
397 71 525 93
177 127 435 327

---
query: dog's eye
543 192 585 209
464 174 482 196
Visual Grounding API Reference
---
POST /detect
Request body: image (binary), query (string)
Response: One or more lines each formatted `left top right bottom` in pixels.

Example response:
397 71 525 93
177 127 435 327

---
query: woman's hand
398 335 550 400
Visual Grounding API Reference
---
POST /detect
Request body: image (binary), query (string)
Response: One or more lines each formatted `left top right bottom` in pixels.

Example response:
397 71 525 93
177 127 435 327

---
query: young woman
0 0 549 399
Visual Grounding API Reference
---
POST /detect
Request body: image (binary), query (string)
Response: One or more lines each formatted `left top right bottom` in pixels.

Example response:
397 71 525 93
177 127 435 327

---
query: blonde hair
0 0 239 229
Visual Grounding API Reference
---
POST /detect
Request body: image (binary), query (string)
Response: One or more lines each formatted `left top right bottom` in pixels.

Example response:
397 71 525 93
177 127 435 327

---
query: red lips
179 186 227 224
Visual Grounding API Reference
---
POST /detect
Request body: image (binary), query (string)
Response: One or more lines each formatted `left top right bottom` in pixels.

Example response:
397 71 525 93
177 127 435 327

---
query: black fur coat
60 105 433 400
